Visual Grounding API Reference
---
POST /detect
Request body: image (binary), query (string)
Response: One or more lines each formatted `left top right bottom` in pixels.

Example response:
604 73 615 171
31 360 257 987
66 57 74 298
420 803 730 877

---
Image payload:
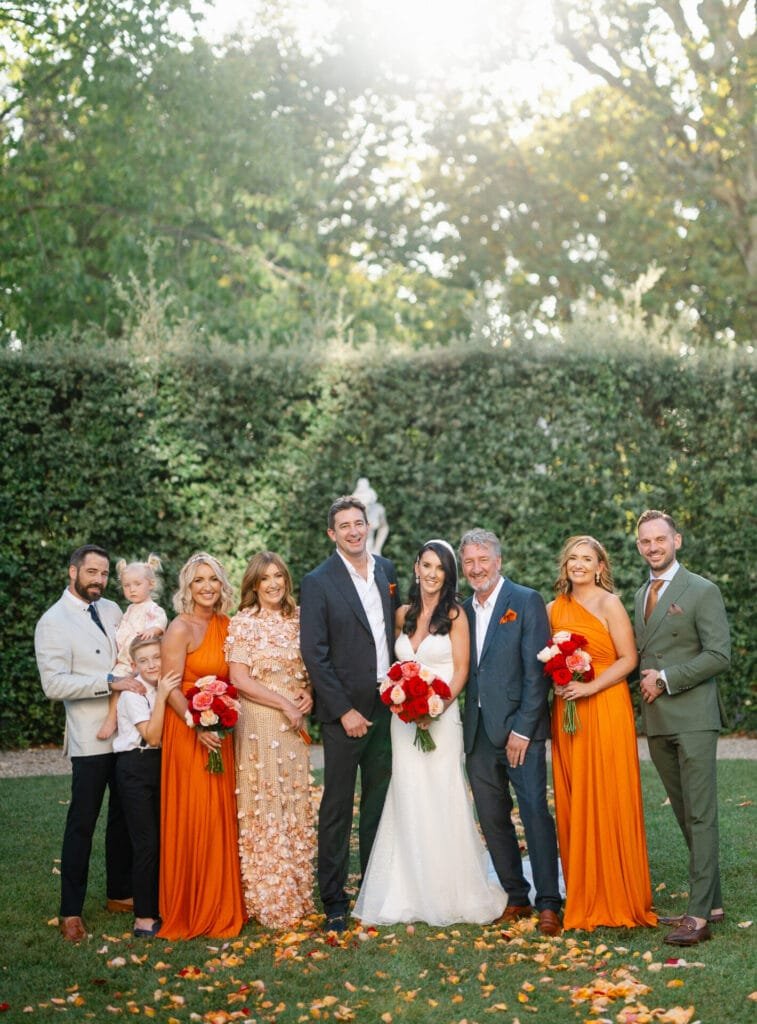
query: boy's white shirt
112 674 159 753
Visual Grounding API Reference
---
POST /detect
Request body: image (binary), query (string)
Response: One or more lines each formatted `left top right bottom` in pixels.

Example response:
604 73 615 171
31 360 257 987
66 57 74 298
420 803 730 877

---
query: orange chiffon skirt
158 614 245 939
550 595 656 931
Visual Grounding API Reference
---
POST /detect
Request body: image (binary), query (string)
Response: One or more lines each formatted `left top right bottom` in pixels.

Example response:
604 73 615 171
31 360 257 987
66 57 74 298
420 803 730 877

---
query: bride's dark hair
403 541 461 638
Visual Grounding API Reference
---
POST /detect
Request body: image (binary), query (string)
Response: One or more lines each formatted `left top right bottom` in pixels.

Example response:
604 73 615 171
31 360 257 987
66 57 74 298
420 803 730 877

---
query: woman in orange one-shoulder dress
158 553 245 939
548 536 656 932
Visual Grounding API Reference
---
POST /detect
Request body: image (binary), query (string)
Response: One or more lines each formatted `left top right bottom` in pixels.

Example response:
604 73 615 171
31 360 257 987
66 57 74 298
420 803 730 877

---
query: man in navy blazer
300 496 399 932
460 528 562 936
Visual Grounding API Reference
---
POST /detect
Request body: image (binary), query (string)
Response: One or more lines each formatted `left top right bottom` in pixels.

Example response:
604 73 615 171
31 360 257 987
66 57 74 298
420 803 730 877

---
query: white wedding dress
352 632 507 925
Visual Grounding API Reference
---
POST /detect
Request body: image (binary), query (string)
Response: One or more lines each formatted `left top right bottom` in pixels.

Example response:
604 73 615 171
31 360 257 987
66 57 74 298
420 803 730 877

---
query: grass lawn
0 763 754 1023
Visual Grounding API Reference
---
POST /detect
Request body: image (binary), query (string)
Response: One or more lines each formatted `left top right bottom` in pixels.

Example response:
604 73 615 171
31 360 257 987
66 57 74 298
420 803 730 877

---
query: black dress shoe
133 918 162 938
324 913 347 934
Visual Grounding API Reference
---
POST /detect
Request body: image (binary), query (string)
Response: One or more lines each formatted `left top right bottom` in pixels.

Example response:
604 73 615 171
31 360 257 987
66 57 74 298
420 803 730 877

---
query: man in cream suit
35 544 142 942
635 511 731 947
460 528 562 937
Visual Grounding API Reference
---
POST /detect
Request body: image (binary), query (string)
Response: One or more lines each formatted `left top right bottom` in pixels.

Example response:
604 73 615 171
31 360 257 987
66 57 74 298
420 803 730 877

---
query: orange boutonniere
389 582 397 596
500 609 518 624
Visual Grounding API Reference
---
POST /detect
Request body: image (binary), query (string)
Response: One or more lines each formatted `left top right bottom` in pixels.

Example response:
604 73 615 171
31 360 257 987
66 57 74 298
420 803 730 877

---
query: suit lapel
633 583 646 642
68 599 118 660
635 565 688 643
327 553 372 633
480 579 513 663
640 566 689 646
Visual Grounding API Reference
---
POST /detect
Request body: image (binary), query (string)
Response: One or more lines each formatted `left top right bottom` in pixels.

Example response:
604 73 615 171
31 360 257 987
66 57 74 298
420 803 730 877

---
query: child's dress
113 600 168 677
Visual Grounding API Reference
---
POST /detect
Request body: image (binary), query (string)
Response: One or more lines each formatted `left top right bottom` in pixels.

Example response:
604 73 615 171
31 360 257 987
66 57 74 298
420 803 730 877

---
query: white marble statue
353 477 389 555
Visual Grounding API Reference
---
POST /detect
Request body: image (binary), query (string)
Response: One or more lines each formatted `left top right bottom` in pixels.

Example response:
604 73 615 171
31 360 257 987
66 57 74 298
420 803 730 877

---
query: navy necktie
87 603 107 636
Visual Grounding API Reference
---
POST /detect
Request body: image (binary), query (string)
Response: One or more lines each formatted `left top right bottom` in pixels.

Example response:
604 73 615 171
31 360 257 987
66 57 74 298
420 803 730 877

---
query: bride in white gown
353 540 507 926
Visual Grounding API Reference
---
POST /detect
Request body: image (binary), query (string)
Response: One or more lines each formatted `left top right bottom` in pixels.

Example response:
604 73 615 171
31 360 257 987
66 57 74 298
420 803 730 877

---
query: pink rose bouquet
184 674 241 773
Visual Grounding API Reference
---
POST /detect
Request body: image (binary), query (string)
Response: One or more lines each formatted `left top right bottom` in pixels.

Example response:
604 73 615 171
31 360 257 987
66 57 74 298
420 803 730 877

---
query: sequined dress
225 607 315 929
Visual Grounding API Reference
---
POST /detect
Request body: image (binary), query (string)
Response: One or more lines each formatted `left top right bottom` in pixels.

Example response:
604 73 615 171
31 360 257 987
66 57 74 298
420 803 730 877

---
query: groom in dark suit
300 496 399 933
460 528 562 936
635 509 731 946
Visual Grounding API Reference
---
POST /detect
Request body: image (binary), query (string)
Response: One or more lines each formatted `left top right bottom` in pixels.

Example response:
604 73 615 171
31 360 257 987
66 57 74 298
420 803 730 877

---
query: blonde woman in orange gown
226 552 315 929
548 536 656 931
158 552 245 939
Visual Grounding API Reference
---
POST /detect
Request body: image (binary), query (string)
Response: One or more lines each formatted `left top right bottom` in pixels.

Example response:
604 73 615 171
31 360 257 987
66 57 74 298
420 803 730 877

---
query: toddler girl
97 553 168 740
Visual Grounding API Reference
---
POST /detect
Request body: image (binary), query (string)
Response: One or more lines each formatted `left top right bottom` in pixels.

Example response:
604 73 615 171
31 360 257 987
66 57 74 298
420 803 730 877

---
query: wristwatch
655 677 665 691
106 672 115 693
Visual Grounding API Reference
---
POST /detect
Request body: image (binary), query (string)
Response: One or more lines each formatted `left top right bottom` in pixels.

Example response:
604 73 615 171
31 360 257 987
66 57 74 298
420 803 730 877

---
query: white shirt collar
473 575 505 611
63 587 92 611
650 560 679 584
336 548 375 582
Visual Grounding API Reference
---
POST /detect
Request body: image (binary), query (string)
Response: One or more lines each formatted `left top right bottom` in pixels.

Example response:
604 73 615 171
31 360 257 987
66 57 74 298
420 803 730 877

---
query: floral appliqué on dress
225 607 315 929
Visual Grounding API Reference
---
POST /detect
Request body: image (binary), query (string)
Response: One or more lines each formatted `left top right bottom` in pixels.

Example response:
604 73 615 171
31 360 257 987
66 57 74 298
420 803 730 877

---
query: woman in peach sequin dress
226 552 315 929
549 536 656 932
158 553 245 940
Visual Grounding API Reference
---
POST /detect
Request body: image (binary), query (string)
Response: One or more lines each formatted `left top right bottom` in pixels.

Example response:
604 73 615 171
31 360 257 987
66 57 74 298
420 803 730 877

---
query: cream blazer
35 591 122 756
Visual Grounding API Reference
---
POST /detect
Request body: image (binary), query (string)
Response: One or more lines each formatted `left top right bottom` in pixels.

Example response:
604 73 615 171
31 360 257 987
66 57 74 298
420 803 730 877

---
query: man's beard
74 574 103 603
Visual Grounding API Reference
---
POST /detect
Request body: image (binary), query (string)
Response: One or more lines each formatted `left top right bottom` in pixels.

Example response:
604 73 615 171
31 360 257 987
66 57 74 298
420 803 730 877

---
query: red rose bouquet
184 674 241 773
379 659 452 752
537 631 594 734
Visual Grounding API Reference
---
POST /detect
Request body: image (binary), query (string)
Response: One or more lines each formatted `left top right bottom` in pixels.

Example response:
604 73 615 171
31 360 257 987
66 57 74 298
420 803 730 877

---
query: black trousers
317 707 392 917
60 753 133 917
115 748 161 919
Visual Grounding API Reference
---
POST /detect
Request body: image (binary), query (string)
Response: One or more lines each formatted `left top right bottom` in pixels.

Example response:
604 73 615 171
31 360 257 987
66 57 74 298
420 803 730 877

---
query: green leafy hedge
1 339 754 747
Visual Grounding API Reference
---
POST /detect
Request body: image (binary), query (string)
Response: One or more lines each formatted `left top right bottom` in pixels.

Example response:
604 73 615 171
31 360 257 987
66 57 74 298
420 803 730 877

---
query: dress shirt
113 677 157 753
337 550 391 679
472 576 505 664
63 586 95 615
472 576 528 742
645 560 680 692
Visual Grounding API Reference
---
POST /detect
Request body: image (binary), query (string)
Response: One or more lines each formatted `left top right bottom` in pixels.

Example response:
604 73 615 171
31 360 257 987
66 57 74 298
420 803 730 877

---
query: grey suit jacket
35 590 122 756
634 565 730 737
463 578 551 753
300 552 399 723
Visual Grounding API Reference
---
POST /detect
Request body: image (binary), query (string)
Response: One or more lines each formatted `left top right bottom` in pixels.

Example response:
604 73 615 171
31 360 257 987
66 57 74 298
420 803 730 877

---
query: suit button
96 649 101 654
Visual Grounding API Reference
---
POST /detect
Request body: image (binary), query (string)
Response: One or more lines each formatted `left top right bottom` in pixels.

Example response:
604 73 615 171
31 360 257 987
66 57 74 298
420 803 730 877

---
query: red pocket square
667 603 684 615
500 609 518 624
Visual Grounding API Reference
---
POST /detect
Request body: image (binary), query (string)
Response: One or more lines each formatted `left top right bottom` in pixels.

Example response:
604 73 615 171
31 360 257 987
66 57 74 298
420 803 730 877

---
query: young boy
113 635 180 937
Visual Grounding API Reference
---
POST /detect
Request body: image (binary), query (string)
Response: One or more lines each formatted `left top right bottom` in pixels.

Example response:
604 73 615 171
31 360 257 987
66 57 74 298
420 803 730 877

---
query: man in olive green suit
635 510 731 947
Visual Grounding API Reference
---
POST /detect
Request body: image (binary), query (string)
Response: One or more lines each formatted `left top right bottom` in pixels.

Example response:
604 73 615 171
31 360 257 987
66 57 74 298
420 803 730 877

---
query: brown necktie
644 579 665 622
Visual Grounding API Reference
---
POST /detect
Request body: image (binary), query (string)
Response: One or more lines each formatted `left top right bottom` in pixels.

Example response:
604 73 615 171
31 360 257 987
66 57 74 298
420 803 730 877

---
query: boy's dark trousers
115 748 161 918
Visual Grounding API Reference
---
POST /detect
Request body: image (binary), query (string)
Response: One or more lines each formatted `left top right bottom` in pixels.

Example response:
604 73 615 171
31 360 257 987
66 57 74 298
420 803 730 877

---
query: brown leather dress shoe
664 915 712 946
498 905 534 923
106 898 134 914
538 909 562 936
60 916 87 943
658 911 725 926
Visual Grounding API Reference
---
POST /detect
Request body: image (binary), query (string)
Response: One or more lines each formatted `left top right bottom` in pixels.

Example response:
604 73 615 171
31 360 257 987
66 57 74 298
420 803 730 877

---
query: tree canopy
0 0 754 345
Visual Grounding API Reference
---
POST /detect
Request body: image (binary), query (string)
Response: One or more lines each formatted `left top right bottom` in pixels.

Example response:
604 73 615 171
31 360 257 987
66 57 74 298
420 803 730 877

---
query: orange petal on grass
657 1008 695 1024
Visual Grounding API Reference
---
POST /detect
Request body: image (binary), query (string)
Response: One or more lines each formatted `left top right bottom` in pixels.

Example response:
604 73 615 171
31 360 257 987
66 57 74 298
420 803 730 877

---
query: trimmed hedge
1 339 754 747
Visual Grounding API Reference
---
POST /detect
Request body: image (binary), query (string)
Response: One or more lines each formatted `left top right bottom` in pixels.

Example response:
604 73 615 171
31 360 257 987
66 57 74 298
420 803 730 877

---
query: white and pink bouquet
537 631 594 734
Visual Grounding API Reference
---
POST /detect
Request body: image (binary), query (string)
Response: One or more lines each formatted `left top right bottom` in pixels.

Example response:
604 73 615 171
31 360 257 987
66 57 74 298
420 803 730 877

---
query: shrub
1 336 753 746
